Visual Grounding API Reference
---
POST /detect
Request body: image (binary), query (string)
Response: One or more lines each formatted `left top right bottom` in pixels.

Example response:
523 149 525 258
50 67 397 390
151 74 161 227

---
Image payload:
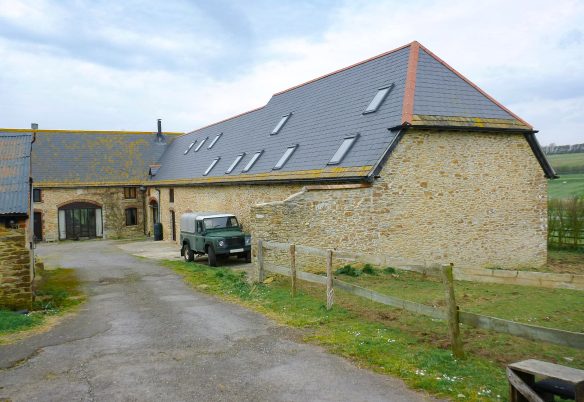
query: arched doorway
150 199 159 231
58 201 103 240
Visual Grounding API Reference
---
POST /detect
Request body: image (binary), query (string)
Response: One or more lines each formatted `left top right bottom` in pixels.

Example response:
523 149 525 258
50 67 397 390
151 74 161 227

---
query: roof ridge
0 128 184 135
416 43 532 128
401 41 421 125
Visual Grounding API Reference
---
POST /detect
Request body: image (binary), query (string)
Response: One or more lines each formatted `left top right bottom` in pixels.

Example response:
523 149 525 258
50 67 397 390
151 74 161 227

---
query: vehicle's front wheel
207 246 217 267
183 243 194 262
245 250 251 263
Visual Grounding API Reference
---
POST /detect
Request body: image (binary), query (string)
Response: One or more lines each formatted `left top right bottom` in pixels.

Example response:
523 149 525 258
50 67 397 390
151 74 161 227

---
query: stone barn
147 41 555 269
0 41 555 270
0 132 33 309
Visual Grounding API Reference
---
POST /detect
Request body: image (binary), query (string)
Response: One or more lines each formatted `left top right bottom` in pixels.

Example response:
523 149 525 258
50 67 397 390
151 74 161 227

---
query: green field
547 152 584 174
546 152 584 198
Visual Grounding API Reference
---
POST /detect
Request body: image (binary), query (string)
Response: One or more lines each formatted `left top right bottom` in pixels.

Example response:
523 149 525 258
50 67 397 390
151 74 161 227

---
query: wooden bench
507 359 584 402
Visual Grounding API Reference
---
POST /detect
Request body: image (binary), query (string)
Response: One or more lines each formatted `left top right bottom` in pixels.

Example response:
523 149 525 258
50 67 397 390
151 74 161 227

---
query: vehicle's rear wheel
207 246 217 267
183 243 194 262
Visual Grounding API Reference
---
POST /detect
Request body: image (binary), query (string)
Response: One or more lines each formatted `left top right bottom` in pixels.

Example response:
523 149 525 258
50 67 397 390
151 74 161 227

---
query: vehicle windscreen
203 216 239 230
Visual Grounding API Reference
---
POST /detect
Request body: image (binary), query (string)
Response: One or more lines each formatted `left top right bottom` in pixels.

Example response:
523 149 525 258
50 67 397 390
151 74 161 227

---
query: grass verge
0 268 85 344
163 260 583 402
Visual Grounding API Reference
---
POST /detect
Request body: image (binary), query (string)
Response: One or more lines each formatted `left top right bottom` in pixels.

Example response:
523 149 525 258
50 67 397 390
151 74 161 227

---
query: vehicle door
194 219 205 252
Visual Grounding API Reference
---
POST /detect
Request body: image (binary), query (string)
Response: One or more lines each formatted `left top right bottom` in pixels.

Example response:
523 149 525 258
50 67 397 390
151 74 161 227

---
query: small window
169 188 174 203
363 84 394 114
195 137 207 151
242 150 263 173
204 157 220 176
125 208 138 226
196 220 203 233
184 141 196 155
33 189 42 203
328 134 360 165
226 153 245 174
273 145 297 170
208 133 222 149
271 113 292 135
124 187 137 199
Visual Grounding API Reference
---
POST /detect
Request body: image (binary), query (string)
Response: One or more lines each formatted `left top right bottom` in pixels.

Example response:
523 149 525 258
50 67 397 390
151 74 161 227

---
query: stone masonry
0 227 32 310
250 130 548 270
34 187 146 241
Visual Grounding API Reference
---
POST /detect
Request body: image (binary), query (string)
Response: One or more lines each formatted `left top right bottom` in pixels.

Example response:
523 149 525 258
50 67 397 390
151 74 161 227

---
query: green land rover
179 212 251 267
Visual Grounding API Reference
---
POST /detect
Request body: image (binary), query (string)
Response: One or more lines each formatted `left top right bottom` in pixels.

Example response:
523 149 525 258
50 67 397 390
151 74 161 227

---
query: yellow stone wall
34 187 146 241
0 228 32 310
251 130 548 270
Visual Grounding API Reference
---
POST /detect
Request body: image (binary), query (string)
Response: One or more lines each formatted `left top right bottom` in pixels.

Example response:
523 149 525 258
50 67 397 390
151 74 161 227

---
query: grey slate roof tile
0 133 32 215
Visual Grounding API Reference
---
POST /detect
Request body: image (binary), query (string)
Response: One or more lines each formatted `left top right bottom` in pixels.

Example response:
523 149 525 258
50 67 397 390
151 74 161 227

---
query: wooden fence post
290 243 296 297
441 263 465 359
257 239 264 283
326 249 334 310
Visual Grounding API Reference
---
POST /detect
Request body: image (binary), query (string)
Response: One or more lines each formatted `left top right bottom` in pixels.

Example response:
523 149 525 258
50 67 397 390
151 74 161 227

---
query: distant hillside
542 143 584 155
547 152 584 175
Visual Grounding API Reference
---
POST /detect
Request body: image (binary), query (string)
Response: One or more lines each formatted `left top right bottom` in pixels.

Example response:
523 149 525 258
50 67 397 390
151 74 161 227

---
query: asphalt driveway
0 240 435 401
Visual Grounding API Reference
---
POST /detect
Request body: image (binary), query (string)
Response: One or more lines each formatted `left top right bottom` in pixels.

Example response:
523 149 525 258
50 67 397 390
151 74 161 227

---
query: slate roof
0 130 181 187
0 132 32 215
152 41 548 185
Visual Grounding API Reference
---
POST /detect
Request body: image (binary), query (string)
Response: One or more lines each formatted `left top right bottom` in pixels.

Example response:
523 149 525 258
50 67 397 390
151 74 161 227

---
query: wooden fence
256 240 584 352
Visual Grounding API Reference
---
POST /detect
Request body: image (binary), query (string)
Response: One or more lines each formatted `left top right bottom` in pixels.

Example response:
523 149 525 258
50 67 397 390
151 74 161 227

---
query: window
271 113 292 135
204 216 239 230
195 137 207 151
204 157 220 176
226 153 245 174
328 134 360 165
184 141 196 155
273 145 297 170
363 84 394 114
169 188 174 203
208 133 222 149
124 187 137 199
242 150 263 173
196 220 203 233
125 208 138 226
33 188 42 203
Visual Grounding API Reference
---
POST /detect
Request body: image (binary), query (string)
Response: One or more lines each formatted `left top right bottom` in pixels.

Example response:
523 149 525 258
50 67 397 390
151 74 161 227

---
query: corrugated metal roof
152 41 532 184
0 133 32 214
22 131 178 186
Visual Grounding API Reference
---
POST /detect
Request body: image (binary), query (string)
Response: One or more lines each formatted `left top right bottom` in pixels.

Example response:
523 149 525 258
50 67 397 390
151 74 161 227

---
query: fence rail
257 240 584 350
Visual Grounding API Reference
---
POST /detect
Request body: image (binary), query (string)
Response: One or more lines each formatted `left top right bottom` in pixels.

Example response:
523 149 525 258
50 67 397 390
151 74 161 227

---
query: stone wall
34 187 146 241
149 183 305 243
251 130 548 270
0 227 32 310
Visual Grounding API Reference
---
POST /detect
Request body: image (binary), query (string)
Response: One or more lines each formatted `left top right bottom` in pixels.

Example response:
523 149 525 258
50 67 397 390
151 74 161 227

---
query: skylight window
271 113 292 135
226 153 245 174
273 145 297 170
204 157 220 176
363 84 394 114
195 137 207 151
208 133 222 149
328 134 360 165
184 141 196 155
242 150 263 173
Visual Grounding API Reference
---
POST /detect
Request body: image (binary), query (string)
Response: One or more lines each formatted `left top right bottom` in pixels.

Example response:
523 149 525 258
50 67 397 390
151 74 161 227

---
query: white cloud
0 0 582 146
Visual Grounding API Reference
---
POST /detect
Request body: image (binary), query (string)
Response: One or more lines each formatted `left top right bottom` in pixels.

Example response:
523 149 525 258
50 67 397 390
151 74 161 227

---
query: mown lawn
0 268 85 342
548 173 584 199
163 259 584 402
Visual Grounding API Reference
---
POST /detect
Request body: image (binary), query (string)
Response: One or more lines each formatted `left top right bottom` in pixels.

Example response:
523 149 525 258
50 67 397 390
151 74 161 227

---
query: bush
548 196 584 248
335 264 361 277
383 267 397 274
362 264 378 275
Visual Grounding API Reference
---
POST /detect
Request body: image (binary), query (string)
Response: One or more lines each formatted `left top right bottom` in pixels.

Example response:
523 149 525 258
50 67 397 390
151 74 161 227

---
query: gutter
367 128 405 181
524 133 558 179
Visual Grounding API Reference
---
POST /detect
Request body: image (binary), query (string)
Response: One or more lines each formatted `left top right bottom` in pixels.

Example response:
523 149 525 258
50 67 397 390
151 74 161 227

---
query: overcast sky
0 0 582 145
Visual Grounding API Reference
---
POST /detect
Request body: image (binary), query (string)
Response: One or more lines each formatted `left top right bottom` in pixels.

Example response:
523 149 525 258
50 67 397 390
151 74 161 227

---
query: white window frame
195 137 207 152
226 153 245 174
184 141 196 155
204 157 220 176
273 145 297 170
328 134 360 165
271 113 292 135
363 83 394 114
208 133 222 149
242 150 263 173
